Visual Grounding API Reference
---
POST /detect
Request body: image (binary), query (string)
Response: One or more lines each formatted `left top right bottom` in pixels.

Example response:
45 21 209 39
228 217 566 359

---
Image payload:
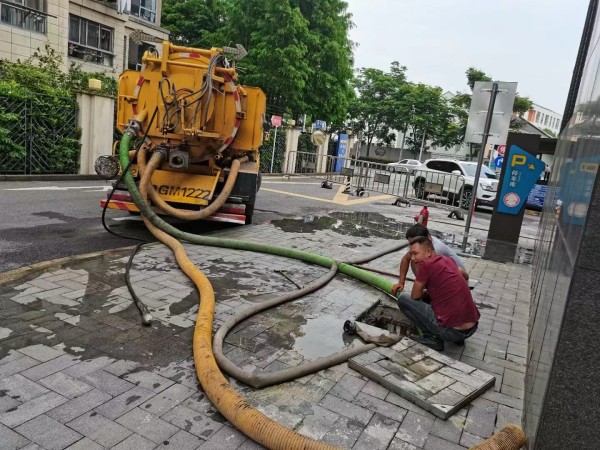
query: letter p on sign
511 155 527 167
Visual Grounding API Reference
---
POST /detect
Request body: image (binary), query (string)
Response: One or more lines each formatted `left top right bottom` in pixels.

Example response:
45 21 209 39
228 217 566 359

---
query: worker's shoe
410 334 444 351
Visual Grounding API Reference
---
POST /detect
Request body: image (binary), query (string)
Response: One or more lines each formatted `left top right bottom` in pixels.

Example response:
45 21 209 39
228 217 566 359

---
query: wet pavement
0 205 531 449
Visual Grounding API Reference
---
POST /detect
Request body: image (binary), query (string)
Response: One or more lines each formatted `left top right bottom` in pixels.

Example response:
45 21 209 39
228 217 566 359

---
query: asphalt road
0 177 536 273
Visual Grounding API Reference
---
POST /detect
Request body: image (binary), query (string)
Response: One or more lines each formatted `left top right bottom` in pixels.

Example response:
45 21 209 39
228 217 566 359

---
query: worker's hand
391 282 404 295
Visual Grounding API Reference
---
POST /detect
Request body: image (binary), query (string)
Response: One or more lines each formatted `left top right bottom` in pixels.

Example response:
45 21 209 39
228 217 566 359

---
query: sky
345 0 589 113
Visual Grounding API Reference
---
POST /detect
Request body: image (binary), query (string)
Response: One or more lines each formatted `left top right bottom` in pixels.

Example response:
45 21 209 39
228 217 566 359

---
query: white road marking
5 186 111 191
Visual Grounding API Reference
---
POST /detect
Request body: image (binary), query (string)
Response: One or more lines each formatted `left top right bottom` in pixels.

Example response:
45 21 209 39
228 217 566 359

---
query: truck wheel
459 187 473 210
256 172 262 192
414 179 426 199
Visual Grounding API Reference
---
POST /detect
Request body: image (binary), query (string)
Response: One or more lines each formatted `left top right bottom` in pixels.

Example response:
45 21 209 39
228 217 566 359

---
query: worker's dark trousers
396 292 477 344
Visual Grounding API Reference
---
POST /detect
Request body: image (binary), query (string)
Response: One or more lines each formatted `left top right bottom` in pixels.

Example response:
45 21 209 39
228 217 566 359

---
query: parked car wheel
459 187 473 209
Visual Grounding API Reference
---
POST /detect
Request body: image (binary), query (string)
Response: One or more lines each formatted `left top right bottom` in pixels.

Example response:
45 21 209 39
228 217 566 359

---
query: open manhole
355 300 417 337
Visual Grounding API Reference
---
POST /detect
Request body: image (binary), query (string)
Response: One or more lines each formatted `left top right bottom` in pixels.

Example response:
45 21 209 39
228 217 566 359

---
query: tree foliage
0 46 115 173
161 0 354 123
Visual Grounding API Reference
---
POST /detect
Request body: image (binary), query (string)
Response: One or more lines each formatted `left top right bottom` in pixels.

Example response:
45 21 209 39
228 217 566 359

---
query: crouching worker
393 236 479 351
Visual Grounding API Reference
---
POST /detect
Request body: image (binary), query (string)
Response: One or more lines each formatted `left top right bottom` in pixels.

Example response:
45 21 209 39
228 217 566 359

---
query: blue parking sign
497 146 545 215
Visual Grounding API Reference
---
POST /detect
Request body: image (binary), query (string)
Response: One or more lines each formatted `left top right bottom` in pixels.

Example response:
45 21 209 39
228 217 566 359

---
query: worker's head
406 224 431 243
409 236 435 263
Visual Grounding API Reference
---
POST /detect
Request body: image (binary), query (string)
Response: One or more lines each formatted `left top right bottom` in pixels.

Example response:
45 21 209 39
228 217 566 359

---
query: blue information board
497 145 546 215
525 183 547 210
335 134 349 172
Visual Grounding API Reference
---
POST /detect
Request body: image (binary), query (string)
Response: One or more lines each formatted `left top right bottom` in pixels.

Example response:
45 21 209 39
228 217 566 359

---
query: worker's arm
411 279 426 300
460 267 469 281
391 252 411 295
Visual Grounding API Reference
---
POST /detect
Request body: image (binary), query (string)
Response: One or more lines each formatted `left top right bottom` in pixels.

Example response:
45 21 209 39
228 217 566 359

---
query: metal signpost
461 82 517 251
270 115 282 173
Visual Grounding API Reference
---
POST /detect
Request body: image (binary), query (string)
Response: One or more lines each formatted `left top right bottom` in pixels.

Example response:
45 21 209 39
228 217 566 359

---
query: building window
535 111 541 122
0 0 47 34
544 115 549 126
131 0 156 23
68 15 113 67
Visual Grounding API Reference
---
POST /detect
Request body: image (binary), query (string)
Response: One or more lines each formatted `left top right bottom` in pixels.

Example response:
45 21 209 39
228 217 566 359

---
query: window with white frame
131 0 156 23
0 0 47 34
68 15 114 67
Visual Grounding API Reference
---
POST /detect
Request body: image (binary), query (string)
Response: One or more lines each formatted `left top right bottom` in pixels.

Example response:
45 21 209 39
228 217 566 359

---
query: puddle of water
291 315 355 359
440 234 534 265
271 212 414 239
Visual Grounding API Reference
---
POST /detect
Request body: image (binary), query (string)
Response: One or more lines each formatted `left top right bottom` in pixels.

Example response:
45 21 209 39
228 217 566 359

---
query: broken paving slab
348 337 495 419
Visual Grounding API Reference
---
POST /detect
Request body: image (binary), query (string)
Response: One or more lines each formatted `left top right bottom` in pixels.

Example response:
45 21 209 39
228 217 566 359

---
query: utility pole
417 129 426 162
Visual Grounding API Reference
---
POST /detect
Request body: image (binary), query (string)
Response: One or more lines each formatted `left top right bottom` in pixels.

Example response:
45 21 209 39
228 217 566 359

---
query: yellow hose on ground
469 424 526 450
138 159 339 450
139 146 246 220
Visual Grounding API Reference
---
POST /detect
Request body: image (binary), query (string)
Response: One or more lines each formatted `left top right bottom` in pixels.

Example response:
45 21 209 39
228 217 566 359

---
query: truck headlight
480 183 495 192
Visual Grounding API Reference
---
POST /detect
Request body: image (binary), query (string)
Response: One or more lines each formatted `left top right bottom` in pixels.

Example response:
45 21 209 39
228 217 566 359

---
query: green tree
161 0 229 49
402 84 462 158
348 63 407 157
296 0 355 124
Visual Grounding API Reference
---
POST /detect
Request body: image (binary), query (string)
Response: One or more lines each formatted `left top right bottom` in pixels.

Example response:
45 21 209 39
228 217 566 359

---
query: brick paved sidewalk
0 219 529 449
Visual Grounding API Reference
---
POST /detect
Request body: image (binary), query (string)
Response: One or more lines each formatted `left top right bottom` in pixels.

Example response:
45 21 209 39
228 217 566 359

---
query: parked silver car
386 159 423 174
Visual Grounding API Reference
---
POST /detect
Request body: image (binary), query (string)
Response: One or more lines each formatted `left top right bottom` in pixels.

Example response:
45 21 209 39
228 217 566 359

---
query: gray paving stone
15 414 82 450
296 405 339 440
46 388 112 424
0 355 40 380
38 372 93 398
0 351 25 366
94 385 155 420
197 424 247 449
361 380 389 400
63 356 115 378
321 415 364 448
139 382 196 416
116 407 179 444
103 360 141 377
423 435 467 450
111 433 156 450
395 411 435 447
464 401 498 438
319 393 373 425
154 429 204 450
122 370 175 393
0 391 67 428
67 411 132 447
65 437 104 450
495 404 522 430
17 345 65 362
460 430 484 448
81 369 136 396
502 368 524 390
20 354 81 381
429 416 464 444
0 374 49 402
329 373 367 401
387 438 420 450
161 404 224 439
0 421 30 449
353 413 399 450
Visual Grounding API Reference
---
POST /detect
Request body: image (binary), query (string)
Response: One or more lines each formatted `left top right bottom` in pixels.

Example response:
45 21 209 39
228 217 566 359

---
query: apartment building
521 102 562 135
0 0 169 75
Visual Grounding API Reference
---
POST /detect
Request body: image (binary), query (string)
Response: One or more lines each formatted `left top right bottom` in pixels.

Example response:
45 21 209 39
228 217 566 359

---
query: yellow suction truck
97 42 266 224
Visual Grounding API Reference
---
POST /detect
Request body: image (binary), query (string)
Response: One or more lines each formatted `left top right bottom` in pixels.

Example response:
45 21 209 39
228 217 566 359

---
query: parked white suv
413 159 499 208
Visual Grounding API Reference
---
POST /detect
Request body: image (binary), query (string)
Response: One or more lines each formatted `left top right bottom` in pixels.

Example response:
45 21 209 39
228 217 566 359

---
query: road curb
0 175 106 182
0 246 136 286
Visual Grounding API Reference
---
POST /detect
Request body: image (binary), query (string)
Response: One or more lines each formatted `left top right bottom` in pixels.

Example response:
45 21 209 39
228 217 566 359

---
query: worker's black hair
406 224 431 240
409 235 434 250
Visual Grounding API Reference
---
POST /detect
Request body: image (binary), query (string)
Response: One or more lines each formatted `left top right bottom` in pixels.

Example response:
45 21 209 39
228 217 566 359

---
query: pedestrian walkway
0 215 529 449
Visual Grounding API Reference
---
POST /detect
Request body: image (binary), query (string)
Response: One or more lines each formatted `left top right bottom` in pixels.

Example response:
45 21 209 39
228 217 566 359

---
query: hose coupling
124 118 143 137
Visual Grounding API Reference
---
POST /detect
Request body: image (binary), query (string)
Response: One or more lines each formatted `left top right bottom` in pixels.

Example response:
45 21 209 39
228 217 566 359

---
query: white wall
77 92 115 175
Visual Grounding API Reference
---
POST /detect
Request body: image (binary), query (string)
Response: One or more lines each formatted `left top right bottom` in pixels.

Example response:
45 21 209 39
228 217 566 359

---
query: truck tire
459 187 473 210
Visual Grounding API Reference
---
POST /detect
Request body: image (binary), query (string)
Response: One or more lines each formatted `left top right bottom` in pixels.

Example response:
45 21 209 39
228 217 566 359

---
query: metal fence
282 151 467 209
0 95 79 175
